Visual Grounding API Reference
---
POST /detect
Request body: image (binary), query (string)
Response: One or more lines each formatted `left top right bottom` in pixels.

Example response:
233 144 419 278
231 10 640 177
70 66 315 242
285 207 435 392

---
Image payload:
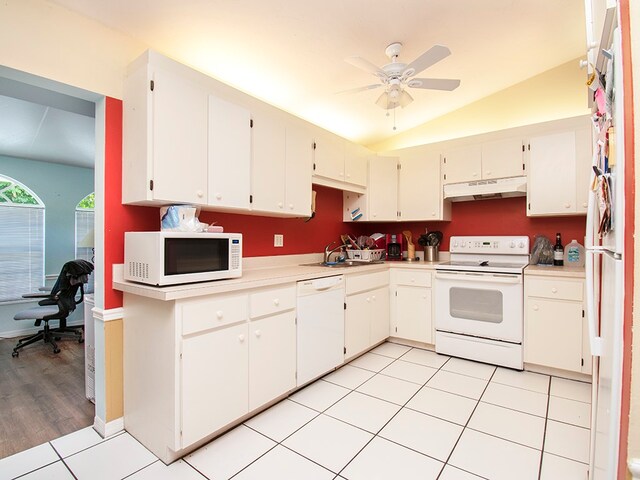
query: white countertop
112 253 449 301
525 264 585 278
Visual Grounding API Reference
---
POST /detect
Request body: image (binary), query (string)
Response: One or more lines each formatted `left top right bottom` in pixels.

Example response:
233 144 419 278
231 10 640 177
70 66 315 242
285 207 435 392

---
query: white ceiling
49 0 587 146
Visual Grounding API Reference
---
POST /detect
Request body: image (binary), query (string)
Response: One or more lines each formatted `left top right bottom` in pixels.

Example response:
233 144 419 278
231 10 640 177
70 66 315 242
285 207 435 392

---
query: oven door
434 270 523 343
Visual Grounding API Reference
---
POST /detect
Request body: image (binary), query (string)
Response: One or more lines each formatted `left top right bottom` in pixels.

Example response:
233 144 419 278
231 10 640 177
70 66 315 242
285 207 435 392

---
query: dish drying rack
345 249 385 262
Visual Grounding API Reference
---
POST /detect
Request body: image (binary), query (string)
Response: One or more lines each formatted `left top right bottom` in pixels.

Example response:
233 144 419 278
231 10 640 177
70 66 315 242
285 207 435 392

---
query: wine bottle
553 233 564 266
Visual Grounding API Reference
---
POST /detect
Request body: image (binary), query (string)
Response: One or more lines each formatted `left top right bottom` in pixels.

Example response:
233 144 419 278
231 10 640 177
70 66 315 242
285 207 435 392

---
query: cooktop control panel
449 236 530 255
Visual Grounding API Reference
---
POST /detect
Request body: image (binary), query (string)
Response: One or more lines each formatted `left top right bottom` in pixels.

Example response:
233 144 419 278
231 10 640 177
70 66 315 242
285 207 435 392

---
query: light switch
274 234 284 247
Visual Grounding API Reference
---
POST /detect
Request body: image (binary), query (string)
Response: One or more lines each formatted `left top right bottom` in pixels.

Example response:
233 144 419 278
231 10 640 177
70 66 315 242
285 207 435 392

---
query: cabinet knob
273 298 280 306
372 295 376 301
289 204 294 209
551 288 558 293
431 212 436 216
533 305 539 311
411 278 415 283
216 193 222 200
238 334 245 342
472 172 478 177
583 202 588 208
339 172 344 177
216 310 223 319
564 203 571 208
485 171 492 176
346 173 351 179
278 202 283 208
196 190 204 198
366 297 371 302
254 329 261 337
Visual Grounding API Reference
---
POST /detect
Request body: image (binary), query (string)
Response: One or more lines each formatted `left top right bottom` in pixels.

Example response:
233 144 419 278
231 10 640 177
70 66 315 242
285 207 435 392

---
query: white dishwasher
296 275 345 386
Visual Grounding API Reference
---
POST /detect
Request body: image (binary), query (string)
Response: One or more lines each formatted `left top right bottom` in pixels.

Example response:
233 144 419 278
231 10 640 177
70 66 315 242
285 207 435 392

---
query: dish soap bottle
564 239 585 267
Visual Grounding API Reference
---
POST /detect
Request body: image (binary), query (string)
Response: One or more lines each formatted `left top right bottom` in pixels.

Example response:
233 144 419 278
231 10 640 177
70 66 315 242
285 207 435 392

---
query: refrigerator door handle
586 248 604 357
587 246 622 260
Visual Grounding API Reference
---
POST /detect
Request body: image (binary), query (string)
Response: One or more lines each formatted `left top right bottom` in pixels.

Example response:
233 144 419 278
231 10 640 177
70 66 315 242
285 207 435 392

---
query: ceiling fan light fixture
399 90 413 108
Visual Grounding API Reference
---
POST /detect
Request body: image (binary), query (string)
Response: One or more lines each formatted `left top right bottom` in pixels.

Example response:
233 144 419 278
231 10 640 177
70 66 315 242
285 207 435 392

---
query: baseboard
629 459 640 480
93 416 124 438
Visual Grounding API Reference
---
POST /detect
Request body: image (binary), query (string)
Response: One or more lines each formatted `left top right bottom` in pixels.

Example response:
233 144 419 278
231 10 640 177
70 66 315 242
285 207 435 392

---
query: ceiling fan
344 43 461 110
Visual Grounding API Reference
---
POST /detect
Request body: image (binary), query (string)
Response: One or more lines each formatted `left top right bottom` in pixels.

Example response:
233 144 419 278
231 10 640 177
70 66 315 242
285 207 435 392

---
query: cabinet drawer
181 294 248 335
526 277 583 301
346 270 389 295
391 269 432 287
249 285 296 319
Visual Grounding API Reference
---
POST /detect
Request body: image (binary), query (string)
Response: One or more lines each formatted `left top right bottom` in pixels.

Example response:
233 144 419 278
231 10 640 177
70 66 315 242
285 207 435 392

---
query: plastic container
564 239 585 267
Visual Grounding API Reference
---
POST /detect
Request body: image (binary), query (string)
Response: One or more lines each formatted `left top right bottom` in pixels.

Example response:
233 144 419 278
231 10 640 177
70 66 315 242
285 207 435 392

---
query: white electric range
434 235 530 370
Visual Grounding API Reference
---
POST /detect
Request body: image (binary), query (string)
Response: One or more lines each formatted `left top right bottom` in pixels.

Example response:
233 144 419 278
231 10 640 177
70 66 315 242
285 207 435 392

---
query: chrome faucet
324 241 345 264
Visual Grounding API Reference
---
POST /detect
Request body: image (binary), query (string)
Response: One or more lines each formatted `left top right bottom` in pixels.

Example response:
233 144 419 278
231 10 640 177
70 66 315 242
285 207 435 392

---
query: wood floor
0 333 94 459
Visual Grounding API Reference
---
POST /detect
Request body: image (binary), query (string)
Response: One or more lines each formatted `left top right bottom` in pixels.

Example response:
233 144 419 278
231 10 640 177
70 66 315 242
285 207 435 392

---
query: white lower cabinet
248 311 296 410
524 274 590 374
181 323 249 448
344 270 390 360
390 270 433 344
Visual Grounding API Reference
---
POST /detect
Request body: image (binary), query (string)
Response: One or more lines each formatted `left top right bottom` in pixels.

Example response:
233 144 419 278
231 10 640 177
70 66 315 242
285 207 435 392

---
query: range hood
443 176 527 202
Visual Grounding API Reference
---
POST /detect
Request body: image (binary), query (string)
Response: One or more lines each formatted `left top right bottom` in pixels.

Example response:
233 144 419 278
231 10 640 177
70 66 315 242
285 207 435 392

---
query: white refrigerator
585 26 625 480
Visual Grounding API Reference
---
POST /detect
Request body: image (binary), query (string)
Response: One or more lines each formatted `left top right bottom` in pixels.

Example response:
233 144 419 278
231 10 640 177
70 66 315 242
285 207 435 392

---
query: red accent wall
351 197 586 252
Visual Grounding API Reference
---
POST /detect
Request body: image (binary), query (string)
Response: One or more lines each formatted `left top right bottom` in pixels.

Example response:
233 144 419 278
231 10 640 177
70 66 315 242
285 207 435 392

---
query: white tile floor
0 341 592 480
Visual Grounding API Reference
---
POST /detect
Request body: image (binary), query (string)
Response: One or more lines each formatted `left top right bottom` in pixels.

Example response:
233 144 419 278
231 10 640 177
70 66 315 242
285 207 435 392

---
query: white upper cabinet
481 138 525 179
251 115 312 217
313 132 369 191
527 119 591 216
398 147 451 221
344 143 369 187
313 133 345 180
442 138 524 185
123 61 209 206
251 111 286 213
284 123 313 216
368 157 398 221
442 145 482 184
208 96 251 211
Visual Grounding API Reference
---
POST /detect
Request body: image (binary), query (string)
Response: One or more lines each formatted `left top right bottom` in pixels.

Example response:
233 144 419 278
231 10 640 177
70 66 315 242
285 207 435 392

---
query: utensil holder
424 246 439 262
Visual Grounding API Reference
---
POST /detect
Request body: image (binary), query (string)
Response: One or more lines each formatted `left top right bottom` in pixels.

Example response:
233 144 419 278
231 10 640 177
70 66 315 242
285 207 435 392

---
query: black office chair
12 259 94 357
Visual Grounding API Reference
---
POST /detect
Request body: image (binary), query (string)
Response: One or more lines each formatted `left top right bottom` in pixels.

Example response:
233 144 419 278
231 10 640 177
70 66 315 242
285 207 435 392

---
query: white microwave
124 232 242 286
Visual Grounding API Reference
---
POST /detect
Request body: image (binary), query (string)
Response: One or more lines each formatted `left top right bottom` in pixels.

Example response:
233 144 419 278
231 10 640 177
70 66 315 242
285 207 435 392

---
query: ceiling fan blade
336 84 382 95
408 78 461 91
404 45 451 77
345 56 387 78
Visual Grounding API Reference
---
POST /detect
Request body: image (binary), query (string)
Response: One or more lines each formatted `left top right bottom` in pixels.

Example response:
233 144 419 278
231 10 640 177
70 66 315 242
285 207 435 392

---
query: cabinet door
251 111 286 213
313 134 344 180
398 149 443 221
249 311 296 410
442 145 482 184
344 143 368 187
345 291 371 359
575 123 592 214
285 124 313 216
524 298 583 372
393 286 431 343
527 131 577 216
181 323 248 447
208 95 251 210
369 287 390 345
368 157 398 221
481 138 524 179
151 66 209 204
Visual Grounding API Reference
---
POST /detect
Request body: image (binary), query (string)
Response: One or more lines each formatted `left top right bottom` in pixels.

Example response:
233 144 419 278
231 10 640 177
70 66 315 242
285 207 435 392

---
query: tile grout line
437 365 497 478
537 376 553 480
334 348 455 478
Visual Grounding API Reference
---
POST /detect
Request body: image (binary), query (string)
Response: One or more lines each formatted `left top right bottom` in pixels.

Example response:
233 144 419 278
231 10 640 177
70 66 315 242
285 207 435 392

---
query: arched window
75 192 94 261
0 175 45 302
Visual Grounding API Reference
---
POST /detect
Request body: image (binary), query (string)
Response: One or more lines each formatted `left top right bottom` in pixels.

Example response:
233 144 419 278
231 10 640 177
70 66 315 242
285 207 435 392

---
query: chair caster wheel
12 351 19 357
55 336 62 341
53 348 60 354
78 338 84 344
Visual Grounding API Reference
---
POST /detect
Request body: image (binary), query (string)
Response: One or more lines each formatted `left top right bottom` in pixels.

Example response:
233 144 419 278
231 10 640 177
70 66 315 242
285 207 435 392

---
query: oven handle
434 271 522 284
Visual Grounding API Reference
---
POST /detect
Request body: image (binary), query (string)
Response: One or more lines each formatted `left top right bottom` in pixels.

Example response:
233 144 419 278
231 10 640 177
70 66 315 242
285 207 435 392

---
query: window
75 193 95 292
0 175 45 302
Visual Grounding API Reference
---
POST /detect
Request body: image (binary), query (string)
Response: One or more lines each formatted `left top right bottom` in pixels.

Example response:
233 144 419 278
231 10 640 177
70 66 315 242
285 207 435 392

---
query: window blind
0 205 45 302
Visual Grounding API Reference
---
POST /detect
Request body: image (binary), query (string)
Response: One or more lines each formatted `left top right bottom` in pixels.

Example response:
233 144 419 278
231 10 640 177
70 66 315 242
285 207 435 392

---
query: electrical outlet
274 234 284 247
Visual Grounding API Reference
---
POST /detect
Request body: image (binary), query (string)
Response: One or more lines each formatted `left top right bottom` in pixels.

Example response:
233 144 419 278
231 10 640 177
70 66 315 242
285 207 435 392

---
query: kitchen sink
300 261 384 268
